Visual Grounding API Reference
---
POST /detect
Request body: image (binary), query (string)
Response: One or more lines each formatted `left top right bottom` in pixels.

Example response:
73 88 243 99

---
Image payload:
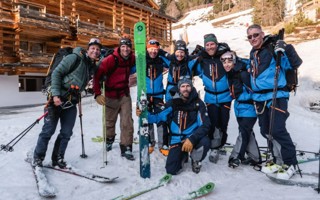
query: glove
182 138 193 152
274 40 286 54
136 107 142 117
95 95 106 105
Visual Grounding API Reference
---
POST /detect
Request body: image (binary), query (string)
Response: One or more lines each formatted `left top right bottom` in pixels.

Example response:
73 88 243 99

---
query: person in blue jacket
247 24 302 179
145 39 169 156
161 40 198 102
195 33 232 163
144 76 211 175
221 51 261 168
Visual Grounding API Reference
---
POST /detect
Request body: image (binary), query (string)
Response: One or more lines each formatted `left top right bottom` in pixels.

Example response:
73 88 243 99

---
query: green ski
112 174 172 200
134 21 150 178
179 182 215 200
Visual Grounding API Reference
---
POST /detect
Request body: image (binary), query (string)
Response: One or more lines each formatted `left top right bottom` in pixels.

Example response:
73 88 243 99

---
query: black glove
158 49 169 57
274 40 286 54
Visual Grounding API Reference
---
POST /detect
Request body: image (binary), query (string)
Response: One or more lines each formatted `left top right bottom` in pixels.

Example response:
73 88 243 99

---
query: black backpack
264 34 303 93
43 47 80 89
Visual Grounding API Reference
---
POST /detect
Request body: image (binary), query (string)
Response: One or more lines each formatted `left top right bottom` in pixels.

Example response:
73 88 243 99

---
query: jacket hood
73 47 86 58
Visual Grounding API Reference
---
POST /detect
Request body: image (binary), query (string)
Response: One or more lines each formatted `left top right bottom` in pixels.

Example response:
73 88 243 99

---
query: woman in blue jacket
221 51 261 168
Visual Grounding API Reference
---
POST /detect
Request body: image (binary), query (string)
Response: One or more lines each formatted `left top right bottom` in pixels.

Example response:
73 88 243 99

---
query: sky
0 5 319 200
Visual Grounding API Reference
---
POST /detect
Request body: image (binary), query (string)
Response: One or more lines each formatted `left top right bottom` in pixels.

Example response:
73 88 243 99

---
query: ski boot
159 145 169 156
228 157 241 168
191 159 202 174
106 136 115 152
120 144 135 161
52 156 67 169
209 149 220 163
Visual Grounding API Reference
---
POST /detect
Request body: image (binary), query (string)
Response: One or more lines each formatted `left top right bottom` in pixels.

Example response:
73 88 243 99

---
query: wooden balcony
18 7 70 36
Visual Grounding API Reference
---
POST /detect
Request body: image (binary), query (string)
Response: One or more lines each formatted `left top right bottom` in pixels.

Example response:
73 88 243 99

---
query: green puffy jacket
51 47 94 98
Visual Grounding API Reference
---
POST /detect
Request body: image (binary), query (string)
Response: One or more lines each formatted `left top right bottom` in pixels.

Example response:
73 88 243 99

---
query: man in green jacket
33 38 101 168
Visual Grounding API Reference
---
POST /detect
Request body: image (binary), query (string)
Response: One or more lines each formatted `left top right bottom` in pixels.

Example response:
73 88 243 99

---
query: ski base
266 172 318 188
43 164 118 183
32 165 57 198
180 182 215 200
26 152 56 198
112 174 172 200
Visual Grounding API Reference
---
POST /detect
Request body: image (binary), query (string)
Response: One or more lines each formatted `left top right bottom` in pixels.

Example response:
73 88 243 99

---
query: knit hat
88 38 102 49
147 39 160 49
119 37 132 48
174 40 187 52
178 76 192 88
204 33 218 46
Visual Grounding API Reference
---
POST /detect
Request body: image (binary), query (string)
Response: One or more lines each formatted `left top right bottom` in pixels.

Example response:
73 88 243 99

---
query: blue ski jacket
249 43 293 104
161 55 198 102
146 53 169 99
227 58 256 118
148 87 211 145
195 51 232 105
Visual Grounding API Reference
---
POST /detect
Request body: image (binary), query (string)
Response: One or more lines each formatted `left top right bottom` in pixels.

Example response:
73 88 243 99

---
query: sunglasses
247 33 261 40
148 40 160 46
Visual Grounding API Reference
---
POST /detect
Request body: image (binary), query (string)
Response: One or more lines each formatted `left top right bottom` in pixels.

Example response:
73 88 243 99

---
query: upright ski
179 182 215 200
26 152 56 198
112 174 172 200
134 21 150 178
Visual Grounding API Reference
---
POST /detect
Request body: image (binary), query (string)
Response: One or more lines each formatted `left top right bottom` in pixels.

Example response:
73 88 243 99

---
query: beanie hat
147 39 160 49
204 33 218 46
119 37 132 48
178 76 192 88
88 38 102 49
174 40 187 52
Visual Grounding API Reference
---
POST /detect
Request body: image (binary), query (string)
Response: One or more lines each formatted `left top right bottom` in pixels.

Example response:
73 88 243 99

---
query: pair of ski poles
0 97 88 159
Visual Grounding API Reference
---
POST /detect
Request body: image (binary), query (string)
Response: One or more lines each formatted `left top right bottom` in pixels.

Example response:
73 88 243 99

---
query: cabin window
124 27 131 34
19 76 45 92
18 1 45 16
98 20 105 29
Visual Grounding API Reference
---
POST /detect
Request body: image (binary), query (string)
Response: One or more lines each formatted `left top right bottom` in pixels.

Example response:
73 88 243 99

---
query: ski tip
206 182 215 191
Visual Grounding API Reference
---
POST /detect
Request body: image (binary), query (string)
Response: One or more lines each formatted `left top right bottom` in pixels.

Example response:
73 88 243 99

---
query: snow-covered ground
0 7 320 200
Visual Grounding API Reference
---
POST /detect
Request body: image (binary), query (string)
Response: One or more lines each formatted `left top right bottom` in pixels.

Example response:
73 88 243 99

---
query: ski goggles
179 75 191 80
220 56 234 63
119 39 132 48
148 40 160 46
247 32 261 40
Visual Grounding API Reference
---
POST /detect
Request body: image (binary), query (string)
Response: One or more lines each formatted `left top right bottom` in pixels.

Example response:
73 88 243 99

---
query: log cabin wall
0 0 176 75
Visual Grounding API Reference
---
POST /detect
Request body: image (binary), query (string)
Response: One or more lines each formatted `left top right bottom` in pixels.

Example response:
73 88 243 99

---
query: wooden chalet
0 0 176 77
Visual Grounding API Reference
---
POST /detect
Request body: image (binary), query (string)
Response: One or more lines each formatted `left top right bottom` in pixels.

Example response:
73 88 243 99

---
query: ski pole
101 80 107 167
266 28 284 161
0 111 48 152
78 94 88 158
317 147 320 193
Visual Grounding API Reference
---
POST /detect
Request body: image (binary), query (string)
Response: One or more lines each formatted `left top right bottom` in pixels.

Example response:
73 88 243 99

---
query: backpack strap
106 54 119 77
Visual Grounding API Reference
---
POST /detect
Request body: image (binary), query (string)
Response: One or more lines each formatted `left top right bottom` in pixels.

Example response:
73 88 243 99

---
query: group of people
32 24 302 181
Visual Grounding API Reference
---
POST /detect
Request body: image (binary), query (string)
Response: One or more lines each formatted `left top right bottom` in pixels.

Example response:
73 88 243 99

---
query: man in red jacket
93 36 136 160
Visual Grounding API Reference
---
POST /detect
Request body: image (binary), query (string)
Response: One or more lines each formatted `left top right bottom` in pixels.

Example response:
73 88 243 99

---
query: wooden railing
19 7 70 31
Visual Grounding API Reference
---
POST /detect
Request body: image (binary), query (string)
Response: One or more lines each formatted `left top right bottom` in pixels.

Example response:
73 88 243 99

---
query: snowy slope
0 8 320 200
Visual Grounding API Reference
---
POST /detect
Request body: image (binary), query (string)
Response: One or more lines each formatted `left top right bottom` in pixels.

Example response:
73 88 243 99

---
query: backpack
43 47 80 89
264 33 303 93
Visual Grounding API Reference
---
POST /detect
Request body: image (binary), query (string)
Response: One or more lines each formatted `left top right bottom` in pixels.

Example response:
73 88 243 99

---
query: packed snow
0 6 320 200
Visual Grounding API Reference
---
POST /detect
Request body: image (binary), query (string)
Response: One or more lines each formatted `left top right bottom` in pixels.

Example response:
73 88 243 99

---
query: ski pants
165 136 210 175
230 117 261 163
148 97 168 147
207 102 231 149
34 105 77 160
255 98 297 165
105 95 134 146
